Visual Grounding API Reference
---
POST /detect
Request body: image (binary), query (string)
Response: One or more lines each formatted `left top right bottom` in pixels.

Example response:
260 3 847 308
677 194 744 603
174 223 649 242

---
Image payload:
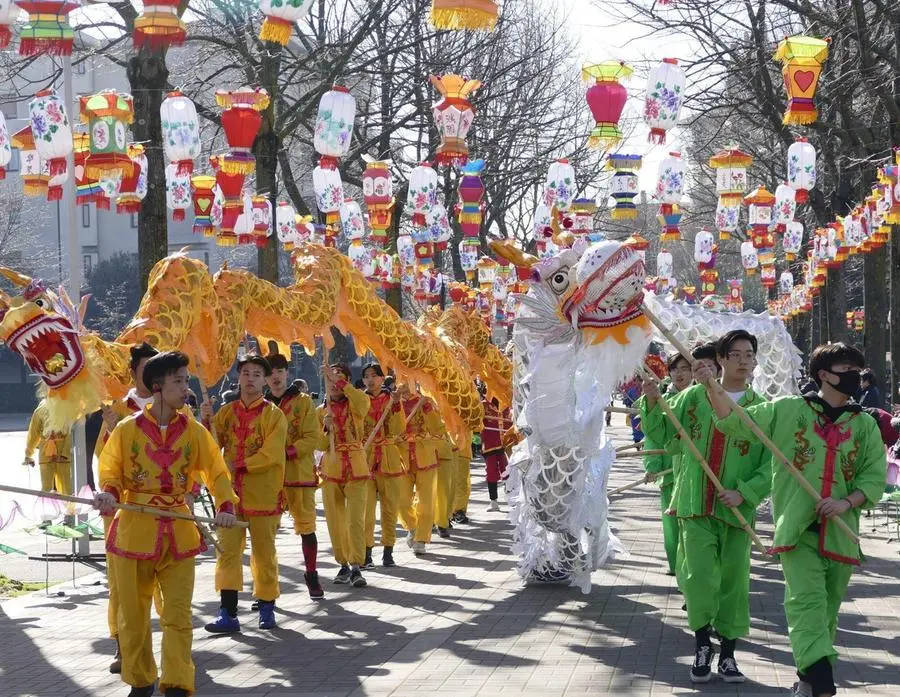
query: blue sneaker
258 601 277 630
204 608 240 634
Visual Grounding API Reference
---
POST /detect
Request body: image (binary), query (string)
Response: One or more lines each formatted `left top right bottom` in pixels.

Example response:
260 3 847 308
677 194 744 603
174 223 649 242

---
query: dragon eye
34 298 45 308
549 271 569 293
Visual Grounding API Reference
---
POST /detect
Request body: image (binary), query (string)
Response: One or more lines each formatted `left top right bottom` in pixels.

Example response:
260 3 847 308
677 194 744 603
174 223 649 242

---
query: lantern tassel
218 158 256 176
430 5 498 31
611 208 637 221
116 202 142 215
23 180 47 197
0 168 5 180
133 29 186 50
172 209 186 222
46 186 63 202
647 127 667 145
96 196 111 211
795 189 809 205
259 16 293 46
216 234 238 247
783 107 818 126
18 39 75 57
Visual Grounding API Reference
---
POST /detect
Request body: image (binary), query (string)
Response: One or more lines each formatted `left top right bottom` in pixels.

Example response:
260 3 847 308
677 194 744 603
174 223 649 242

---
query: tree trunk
824 265 849 343
863 245 888 386
792 312 810 363
810 294 822 349
255 48 282 283
128 51 169 293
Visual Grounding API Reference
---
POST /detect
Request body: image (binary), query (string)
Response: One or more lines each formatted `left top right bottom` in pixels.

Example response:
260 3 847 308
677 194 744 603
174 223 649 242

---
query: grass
0 574 48 598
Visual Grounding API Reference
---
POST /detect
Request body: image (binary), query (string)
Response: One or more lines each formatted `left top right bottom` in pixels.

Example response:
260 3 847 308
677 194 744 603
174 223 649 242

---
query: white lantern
715 199 740 241
211 185 224 228
644 58 685 144
339 198 365 240
0 113 12 180
160 91 201 175
740 240 759 274
459 238 479 278
98 171 122 208
544 159 576 212
405 162 438 225
533 202 552 239
234 194 255 244
312 163 344 222
709 147 751 202
258 0 314 45
348 239 373 276
656 249 674 280
787 137 816 204
397 233 415 268
774 183 796 232
535 237 559 260
165 164 191 222
426 202 452 246
778 271 794 296
694 229 715 267
30 89 73 178
275 201 297 249
783 220 804 260
314 85 356 161
655 151 684 204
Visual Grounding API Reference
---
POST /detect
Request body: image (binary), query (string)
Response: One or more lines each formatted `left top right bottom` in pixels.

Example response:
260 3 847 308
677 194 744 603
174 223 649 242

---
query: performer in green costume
641 331 770 684
706 343 886 697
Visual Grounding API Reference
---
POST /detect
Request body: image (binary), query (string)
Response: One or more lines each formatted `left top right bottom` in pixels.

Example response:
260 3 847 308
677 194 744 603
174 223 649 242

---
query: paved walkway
1 421 899 697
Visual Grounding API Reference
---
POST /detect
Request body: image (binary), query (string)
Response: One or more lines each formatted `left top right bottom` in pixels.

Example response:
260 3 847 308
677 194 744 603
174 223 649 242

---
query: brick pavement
1 420 899 697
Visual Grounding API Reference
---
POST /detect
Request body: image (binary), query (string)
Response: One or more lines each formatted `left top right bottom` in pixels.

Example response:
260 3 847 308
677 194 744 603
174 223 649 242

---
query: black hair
716 329 758 358
142 351 190 393
266 353 290 371
129 342 158 373
238 353 272 377
362 363 385 379
860 369 876 388
330 363 352 381
809 343 865 386
293 378 308 392
354 378 365 390
666 354 691 372
691 342 719 367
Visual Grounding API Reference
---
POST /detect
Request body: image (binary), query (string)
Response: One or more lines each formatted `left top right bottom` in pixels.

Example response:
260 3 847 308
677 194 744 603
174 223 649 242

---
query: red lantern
191 174 216 237
211 154 246 246
133 0 186 49
583 61 632 150
214 88 269 176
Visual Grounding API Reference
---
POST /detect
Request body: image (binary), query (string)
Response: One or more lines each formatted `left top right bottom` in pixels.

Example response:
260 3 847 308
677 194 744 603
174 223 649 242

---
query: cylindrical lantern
760 263 777 289
644 58 685 144
655 151 684 204
533 202 552 239
133 0 186 49
607 153 641 220
43 157 68 201
339 198 365 240
715 198 740 241
191 174 217 236
787 137 816 204
740 241 758 275
457 158 485 238
16 0 79 56
406 161 438 226
709 147 751 203
29 89 72 178
214 88 269 175
656 249 673 281
0 0 17 49
0 112 12 180
779 271 794 297
11 126 47 197
535 237 559 261
251 195 272 247
397 233 415 269
727 279 743 312
544 158 575 212
211 154 246 245
694 229 715 269
362 157 394 248
314 85 356 164
582 60 632 150
783 220 804 260
259 0 313 45
234 193 255 245
275 201 297 250
431 73 481 165
116 144 147 215
80 90 134 181
773 182 796 232
427 202 452 251
570 198 596 239
429 0 498 31
744 186 775 249
773 35 829 125
476 256 498 291
160 91 200 175
165 164 191 222
458 238 479 282
312 159 344 226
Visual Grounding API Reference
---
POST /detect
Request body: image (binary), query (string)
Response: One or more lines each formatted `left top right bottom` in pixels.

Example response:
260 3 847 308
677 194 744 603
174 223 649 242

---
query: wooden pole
362 393 396 452
610 467 673 495
615 441 644 454
608 405 639 415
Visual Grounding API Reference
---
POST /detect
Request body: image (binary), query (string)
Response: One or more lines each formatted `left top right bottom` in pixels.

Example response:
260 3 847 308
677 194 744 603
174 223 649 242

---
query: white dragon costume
492 239 802 594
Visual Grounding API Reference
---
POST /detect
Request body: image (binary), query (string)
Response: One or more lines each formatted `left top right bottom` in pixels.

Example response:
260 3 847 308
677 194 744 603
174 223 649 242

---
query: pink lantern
582 60 632 150
430 73 481 166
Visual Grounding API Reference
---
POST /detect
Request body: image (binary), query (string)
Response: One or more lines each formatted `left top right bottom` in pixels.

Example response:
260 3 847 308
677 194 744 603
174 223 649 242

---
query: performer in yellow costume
398 385 443 555
318 364 371 587
451 435 473 524
24 399 72 494
264 352 324 600
94 351 237 697
203 354 287 633
362 364 408 568
434 427 457 539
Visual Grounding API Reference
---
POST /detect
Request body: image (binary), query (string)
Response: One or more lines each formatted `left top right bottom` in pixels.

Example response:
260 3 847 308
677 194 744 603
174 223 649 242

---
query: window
6 149 19 173
83 255 93 277
130 213 138 229
81 205 91 227
74 60 87 75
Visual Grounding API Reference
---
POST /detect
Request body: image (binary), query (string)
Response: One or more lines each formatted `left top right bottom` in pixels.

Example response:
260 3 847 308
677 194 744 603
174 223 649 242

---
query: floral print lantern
459 238 479 283
259 0 313 45
0 0 17 49
714 198 740 241
533 202 552 240
431 73 481 166
29 89 72 179
11 126 47 197
312 162 344 230
362 157 394 249
406 162 438 227
427 202 452 251
165 164 191 222
190 174 217 236
787 137 816 204
607 154 641 220
773 36 829 125
80 90 134 181
215 88 269 175
773 182 796 233
160 92 200 176
644 58 685 144
744 186 775 249
16 0 79 56
0 112 12 180
655 151 684 241
275 201 297 250
429 0 498 31
133 0 186 49
339 198 365 240
694 229 715 269
783 220 804 261
314 85 355 166
740 240 758 275
709 147 750 204
544 158 575 213
583 60 632 150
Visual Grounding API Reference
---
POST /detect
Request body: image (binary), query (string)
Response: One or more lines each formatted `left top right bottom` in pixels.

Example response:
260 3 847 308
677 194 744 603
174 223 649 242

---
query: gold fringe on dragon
0 245 513 443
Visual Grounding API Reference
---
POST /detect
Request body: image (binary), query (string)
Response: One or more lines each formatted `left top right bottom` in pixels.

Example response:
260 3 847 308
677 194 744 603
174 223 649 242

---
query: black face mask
825 369 861 397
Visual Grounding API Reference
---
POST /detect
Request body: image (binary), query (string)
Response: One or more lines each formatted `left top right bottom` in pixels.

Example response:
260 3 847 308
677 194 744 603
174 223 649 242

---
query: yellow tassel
219 159 256 176
587 135 620 150
783 109 818 125
217 235 238 247
611 208 637 221
430 7 498 31
719 231 731 241
259 17 292 46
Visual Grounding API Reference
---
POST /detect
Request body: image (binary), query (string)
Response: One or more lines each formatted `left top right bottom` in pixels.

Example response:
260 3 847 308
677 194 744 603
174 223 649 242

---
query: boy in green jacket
705 342 886 697
641 330 770 684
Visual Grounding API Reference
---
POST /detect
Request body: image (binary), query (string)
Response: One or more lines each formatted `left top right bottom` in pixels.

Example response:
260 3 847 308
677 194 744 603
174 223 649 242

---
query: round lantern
190 174 216 236
405 162 438 226
362 157 394 248
744 186 775 249
214 88 269 175
773 35 829 125
715 198 740 241
116 144 147 215
787 137 816 204
0 112 11 180
274 201 297 250
165 164 191 222
0 0 17 49
17 0 79 56
607 153 642 220
259 0 313 45
709 147 751 203
160 92 200 175
429 0 498 31
644 58 685 144
783 220 804 260
80 90 134 181
431 73 481 165
457 158 485 238
314 85 356 164
582 60 632 150
694 229 715 269
544 158 575 212
339 198 365 240
134 0 186 49
29 89 72 178
773 182 796 232
11 126 47 197
312 161 344 226
740 241 758 275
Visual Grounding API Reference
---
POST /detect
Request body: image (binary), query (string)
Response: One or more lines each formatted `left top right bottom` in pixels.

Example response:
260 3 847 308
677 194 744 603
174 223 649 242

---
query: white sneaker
790 681 813 697
406 530 416 548
413 542 426 555
489 500 500 511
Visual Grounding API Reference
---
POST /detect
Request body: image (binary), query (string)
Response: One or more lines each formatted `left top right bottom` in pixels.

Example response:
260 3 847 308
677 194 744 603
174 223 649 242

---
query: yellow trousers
365 475 410 547
399 468 437 543
109 539 195 694
434 459 456 529
40 460 72 495
453 454 471 513
285 486 317 535
105 516 163 638
215 515 280 601
323 479 368 566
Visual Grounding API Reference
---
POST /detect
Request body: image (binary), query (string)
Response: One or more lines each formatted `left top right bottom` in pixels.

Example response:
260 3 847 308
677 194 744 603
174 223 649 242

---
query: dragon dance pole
609 467 674 495
641 303 859 545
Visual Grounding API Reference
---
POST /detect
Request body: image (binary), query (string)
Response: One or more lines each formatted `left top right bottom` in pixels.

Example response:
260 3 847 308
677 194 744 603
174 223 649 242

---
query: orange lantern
773 36 830 125
431 73 481 166
133 0 186 49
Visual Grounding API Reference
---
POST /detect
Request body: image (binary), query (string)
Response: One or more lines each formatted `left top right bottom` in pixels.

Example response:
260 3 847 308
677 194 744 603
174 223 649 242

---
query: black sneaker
127 687 155 697
333 565 352 584
717 657 746 683
382 547 396 567
691 644 715 683
166 687 190 696
350 567 367 588
437 527 450 538
362 547 375 570
250 599 259 612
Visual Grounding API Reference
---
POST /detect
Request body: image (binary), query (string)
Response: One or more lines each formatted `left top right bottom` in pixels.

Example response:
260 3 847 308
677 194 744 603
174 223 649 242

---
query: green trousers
660 484 679 574
780 531 853 673
677 516 751 639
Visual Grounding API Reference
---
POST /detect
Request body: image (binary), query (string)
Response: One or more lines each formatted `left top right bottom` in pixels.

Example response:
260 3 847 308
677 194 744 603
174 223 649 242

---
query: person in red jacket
480 383 513 511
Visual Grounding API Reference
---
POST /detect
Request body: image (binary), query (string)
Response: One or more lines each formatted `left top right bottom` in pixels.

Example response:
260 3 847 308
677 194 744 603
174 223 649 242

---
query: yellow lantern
429 0 498 32
773 36 830 125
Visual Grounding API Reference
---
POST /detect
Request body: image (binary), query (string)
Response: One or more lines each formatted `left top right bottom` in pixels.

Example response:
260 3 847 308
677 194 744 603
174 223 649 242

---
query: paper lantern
362 157 394 248
348 238 374 277
773 36 829 125
459 238 479 282
582 61 632 150
0 113 11 180
853 310 865 332
783 220 804 260
79 90 134 181
0 0 17 49
694 229 715 269
709 147 751 203
259 0 313 45
656 249 673 281
29 89 72 178
476 256 498 292
535 237 559 261
211 154 246 245
16 0 78 56
760 263 777 289
773 182 796 232
778 271 794 297
624 233 650 252
570 198 596 240
134 0 186 49
10 126 47 197
116 144 147 215
314 85 355 164
544 158 575 212
429 0 497 31
607 153 641 220
427 202 452 250
42 157 67 201
714 198 740 241
406 162 438 227
160 92 200 176
744 186 775 249
457 159 485 238
644 58 685 144
699 269 719 297
164 164 191 222
273 201 296 250
73 131 100 204
397 233 415 268
726 279 743 312
431 73 481 166
656 151 685 241
250 196 272 247
740 240 758 275
787 137 816 204
533 202 552 240
96 170 122 211
312 160 344 227
190 174 216 236
233 194 255 245
339 198 365 240
214 88 269 175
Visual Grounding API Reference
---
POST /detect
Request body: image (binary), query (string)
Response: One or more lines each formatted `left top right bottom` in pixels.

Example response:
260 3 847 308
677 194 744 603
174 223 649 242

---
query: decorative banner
582 60 632 150
430 73 481 166
773 35 830 125
134 0 186 49
79 90 134 181
607 153 641 220
787 137 816 204
429 0 498 31
259 0 313 45
644 58 685 144
214 88 269 175
160 92 200 176
16 0 79 56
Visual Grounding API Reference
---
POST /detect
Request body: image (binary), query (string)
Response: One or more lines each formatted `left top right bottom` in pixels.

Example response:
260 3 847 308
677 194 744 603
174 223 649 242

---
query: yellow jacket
212 396 287 516
268 387 319 487
25 401 71 464
365 391 407 477
94 391 153 461
400 396 443 472
316 380 371 483
98 406 237 560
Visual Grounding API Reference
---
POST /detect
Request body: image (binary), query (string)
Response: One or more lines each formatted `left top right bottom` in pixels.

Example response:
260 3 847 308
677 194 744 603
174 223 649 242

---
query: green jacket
640 383 771 529
716 396 886 564
636 390 678 489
